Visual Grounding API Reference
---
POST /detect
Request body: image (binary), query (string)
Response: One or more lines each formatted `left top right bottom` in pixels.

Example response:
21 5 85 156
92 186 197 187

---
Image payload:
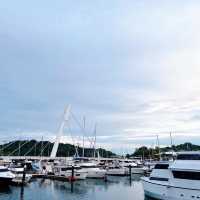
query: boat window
177 154 200 160
154 164 169 169
172 171 200 180
61 168 68 171
0 168 8 172
150 177 168 181
81 166 97 168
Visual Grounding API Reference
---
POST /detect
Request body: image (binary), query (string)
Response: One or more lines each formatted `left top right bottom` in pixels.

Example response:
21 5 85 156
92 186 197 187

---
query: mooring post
22 165 26 186
104 174 108 182
70 165 75 193
20 186 24 200
129 165 132 181
71 165 74 180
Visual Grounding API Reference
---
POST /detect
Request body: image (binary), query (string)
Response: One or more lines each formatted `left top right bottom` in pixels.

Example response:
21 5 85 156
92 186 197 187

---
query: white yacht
142 152 200 200
0 166 15 184
79 162 106 179
106 166 128 176
9 166 32 183
53 165 87 180
120 159 146 174
106 161 128 176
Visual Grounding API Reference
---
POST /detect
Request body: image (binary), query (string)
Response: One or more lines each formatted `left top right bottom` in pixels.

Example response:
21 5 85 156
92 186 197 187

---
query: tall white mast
170 132 173 148
50 105 71 158
93 123 97 158
156 135 161 160
82 116 85 157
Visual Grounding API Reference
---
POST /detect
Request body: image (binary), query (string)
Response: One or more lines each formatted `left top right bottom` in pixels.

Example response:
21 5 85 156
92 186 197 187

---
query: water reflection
0 175 147 200
0 185 11 194
20 186 24 200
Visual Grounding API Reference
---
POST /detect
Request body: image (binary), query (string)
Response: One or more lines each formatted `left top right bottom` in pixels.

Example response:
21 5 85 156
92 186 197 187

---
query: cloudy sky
1 1 200 153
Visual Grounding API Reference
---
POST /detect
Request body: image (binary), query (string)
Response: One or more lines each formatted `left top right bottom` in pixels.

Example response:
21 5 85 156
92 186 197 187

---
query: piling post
129 165 132 181
104 174 108 182
70 165 75 192
21 165 26 186
71 165 74 180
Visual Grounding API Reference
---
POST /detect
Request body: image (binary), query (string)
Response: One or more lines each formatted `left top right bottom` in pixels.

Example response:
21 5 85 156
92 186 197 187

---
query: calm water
0 175 152 200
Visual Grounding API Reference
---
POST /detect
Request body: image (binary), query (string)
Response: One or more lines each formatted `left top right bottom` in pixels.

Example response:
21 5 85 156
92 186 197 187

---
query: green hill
0 140 116 158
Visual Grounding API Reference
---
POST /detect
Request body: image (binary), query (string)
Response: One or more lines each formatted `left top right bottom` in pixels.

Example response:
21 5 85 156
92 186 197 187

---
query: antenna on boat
50 105 71 158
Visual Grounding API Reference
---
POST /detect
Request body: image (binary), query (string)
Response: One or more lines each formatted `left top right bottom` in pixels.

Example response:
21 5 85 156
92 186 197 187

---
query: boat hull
142 177 200 200
106 168 128 176
0 177 13 185
54 171 87 180
80 167 106 179
131 167 145 174
142 177 168 199
86 170 106 179
12 174 32 183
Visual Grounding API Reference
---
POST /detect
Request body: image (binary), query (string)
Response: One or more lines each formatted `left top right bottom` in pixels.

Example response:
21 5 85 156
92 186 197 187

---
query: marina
1 106 200 200
1 0 200 199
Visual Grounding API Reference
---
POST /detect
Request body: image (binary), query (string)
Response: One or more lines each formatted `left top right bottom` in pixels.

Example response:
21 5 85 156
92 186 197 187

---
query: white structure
142 152 200 200
50 105 71 158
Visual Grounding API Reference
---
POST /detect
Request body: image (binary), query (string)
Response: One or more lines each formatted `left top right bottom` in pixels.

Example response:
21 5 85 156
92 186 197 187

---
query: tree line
0 140 116 158
126 142 200 159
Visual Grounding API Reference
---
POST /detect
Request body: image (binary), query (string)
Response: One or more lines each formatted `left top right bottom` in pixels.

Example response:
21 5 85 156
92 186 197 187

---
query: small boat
131 166 146 174
120 160 146 174
0 166 15 185
31 161 42 172
141 152 200 200
79 162 106 179
106 166 128 176
9 166 32 184
53 165 87 180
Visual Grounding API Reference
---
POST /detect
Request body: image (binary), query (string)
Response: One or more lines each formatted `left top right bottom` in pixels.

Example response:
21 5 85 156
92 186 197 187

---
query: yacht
106 160 128 176
31 160 42 172
141 152 200 200
9 165 32 183
53 165 87 180
120 159 146 174
106 165 128 176
79 162 106 179
0 166 15 184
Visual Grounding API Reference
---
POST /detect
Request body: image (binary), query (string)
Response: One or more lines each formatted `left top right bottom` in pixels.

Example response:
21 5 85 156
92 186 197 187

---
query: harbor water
0 175 152 200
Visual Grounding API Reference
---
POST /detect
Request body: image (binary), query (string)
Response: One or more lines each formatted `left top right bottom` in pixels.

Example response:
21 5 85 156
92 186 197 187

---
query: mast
82 116 85 158
40 136 43 157
50 105 71 158
156 135 161 160
18 141 21 156
34 141 37 156
93 123 97 158
170 132 173 149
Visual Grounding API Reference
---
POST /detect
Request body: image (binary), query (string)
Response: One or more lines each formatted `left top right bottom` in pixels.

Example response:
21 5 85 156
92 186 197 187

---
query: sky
1 1 200 153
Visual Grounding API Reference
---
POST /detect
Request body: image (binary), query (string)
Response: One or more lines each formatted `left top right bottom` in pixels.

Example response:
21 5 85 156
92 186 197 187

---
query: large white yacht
141 152 200 200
